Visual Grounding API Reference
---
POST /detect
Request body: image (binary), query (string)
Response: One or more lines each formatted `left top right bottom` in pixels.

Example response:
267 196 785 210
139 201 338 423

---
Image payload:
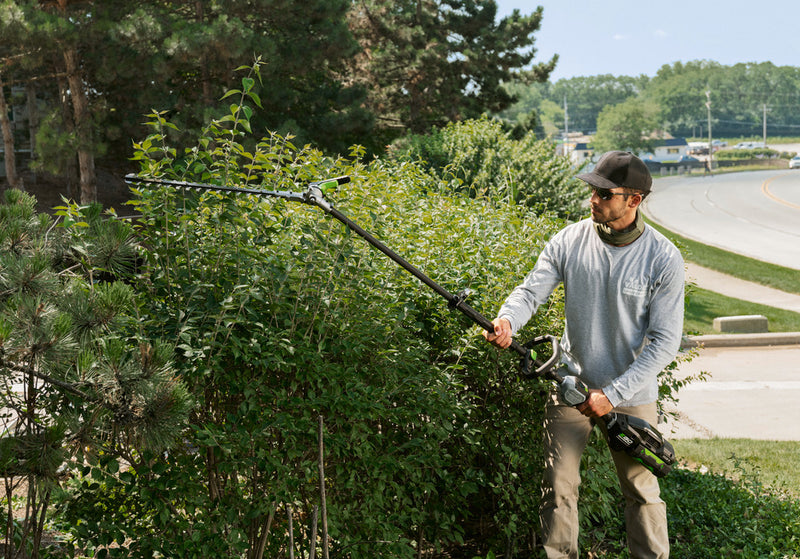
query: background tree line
0 0 554 204
499 60 800 143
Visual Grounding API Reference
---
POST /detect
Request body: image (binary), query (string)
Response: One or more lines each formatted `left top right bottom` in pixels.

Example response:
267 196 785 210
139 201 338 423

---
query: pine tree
0 190 190 557
0 0 373 201
346 0 557 137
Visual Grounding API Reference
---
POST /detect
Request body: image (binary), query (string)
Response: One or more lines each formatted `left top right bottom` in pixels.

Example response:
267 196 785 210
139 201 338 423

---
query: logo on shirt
622 278 648 298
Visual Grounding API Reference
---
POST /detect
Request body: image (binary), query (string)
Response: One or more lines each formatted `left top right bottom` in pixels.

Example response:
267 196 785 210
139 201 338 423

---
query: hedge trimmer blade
124 174 350 208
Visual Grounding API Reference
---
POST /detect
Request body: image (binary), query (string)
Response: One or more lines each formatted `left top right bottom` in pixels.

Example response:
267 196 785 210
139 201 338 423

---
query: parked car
789 155 800 169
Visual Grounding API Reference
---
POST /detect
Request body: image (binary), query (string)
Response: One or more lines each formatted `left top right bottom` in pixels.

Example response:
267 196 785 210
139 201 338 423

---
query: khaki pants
540 394 669 558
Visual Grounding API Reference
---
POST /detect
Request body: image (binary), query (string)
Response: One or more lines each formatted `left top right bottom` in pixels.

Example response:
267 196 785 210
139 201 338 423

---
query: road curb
681 332 800 349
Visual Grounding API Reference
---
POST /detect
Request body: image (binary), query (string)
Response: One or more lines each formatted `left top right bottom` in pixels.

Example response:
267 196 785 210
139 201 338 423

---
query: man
483 151 684 558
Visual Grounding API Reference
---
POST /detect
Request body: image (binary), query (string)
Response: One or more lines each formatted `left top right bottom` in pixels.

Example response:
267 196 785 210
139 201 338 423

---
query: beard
590 204 626 226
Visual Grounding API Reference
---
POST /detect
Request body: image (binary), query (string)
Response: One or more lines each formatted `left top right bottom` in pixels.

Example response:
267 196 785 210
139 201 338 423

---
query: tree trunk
195 0 213 105
26 83 39 172
56 72 79 199
0 72 24 191
63 47 96 203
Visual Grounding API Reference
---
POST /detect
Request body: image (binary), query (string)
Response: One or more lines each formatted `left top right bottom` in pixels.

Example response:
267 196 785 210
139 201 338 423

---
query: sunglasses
591 187 637 201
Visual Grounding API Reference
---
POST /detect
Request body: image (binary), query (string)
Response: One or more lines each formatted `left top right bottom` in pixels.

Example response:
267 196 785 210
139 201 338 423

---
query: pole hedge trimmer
125 173 676 477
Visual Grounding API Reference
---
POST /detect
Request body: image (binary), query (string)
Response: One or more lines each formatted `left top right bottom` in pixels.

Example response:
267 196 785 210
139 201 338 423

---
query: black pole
323 204 527 355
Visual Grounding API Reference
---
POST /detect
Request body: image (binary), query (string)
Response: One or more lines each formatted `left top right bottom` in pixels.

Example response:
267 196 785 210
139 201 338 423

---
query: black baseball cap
577 151 652 193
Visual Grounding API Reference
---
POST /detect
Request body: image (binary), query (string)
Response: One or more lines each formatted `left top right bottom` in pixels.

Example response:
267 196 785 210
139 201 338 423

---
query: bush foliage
52 74 572 557
714 147 785 160
391 116 587 220
664 461 800 557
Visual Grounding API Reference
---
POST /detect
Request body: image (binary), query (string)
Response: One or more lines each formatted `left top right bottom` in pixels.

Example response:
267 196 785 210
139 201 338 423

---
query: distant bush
391 116 587 220
715 147 782 159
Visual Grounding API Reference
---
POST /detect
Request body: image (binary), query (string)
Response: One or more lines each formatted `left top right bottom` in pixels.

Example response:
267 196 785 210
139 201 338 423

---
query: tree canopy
501 61 800 141
0 0 554 203
592 98 660 154
346 0 556 138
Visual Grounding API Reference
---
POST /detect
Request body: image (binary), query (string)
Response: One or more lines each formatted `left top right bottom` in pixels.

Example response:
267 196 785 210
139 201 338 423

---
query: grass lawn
673 438 800 499
643 218 800 335
684 286 800 335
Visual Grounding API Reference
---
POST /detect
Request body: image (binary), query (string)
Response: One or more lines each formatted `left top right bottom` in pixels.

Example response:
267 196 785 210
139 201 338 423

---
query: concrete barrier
712 314 768 333
680 331 800 349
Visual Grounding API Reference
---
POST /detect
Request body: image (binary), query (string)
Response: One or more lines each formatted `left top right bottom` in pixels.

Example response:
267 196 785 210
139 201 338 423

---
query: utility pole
563 95 569 156
705 90 712 167
763 103 769 147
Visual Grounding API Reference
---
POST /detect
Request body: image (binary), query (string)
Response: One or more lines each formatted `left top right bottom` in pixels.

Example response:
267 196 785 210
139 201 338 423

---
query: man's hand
576 389 613 418
483 317 513 349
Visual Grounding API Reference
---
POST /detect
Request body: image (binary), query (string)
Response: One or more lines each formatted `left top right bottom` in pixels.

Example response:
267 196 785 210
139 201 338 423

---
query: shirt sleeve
497 237 564 334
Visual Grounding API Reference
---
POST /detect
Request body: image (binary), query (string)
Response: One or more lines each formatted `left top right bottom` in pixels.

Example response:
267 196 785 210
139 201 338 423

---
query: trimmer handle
517 335 561 379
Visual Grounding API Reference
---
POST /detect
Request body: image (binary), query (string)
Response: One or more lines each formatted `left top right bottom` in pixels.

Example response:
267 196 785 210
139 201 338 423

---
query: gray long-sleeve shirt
498 218 684 408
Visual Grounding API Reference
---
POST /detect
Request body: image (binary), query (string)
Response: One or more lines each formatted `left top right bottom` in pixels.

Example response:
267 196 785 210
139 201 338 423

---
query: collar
594 211 645 246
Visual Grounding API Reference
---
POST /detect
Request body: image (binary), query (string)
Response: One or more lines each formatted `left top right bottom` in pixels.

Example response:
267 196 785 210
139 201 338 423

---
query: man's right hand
483 317 513 349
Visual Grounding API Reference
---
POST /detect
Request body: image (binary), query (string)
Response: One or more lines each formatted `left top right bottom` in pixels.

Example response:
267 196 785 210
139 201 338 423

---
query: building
570 142 594 166
639 138 689 162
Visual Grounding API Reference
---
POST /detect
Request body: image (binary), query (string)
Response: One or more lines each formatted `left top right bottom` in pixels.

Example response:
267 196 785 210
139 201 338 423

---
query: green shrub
715 147 781 160
391 116 587 220
575 460 800 558
52 71 572 558
54 69 696 558
664 462 800 557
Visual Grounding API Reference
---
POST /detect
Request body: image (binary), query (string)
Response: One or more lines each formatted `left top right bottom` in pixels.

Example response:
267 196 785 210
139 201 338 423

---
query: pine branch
0 359 91 400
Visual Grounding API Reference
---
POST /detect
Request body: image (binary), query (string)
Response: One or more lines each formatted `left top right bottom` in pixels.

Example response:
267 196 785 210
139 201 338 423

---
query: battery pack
605 413 676 478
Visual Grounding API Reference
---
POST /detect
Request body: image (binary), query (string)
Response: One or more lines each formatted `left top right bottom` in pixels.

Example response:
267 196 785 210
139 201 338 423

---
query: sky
494 0 799 81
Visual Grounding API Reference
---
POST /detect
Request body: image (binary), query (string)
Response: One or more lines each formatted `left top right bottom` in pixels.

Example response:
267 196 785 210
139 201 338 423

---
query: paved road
643 170 800 270
644 171 800 440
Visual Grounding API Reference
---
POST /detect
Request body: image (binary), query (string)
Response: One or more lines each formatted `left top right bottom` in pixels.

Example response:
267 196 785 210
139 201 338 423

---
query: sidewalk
662 344 800 440
665 262 800 440
681 261 800 348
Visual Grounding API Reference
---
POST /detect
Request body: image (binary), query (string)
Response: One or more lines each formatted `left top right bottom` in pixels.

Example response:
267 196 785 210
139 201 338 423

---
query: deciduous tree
593 98 660 154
